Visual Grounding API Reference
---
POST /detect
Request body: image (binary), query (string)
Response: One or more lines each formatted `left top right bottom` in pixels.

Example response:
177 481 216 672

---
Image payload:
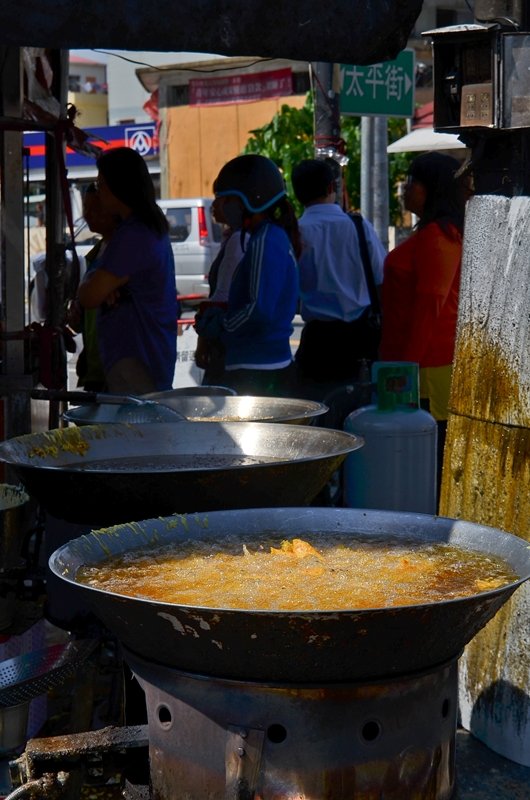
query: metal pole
0 46 32 442
44 48 69 427
373 115 389 249
311 62 345 205
360 116 374 219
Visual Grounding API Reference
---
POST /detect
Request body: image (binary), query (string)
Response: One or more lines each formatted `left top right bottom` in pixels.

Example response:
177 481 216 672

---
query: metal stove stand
10 725 149 800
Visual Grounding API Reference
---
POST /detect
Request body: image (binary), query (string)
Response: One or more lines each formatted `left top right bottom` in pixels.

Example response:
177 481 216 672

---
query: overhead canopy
387 128 467 153
387 101 467 154
0 0 423 64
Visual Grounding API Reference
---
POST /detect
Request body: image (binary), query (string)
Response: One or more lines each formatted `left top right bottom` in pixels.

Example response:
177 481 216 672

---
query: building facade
137 56 310 198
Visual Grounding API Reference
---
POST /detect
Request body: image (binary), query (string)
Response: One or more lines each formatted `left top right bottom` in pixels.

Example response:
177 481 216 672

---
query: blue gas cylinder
343 362 437 513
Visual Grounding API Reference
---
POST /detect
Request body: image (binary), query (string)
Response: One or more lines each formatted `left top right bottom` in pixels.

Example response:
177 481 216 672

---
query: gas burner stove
125 650 459 800
7 654 459 800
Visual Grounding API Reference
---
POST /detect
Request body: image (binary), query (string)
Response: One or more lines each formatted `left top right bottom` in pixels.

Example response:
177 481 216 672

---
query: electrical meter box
424 24 530 132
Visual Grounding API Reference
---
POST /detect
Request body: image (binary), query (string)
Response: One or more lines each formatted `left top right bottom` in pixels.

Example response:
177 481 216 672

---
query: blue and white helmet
214 154 286 213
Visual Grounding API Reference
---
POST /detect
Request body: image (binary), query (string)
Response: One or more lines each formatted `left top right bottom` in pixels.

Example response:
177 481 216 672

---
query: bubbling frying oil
76 533 519 611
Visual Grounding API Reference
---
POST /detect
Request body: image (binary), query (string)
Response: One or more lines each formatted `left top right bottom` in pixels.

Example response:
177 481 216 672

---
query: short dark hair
291 159 335 206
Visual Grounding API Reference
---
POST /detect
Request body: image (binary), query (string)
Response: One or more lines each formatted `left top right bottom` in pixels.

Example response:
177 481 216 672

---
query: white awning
387 128 467 153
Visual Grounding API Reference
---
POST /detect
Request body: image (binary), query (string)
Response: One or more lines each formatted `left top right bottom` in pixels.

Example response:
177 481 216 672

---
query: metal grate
0 639 98 707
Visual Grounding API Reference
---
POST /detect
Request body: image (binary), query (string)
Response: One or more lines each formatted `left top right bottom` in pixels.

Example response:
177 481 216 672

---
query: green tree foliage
243 93 414 225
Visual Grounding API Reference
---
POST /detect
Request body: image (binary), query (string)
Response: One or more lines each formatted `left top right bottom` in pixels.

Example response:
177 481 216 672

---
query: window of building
69 74 81 92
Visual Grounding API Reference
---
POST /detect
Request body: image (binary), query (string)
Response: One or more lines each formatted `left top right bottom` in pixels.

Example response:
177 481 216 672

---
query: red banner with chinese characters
189 68 292 106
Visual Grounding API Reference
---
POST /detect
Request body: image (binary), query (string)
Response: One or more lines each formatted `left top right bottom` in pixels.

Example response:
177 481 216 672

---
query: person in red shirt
380 151 469 489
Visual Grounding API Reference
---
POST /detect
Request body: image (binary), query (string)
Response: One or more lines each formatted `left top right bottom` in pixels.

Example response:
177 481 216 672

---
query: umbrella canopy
387 127 467 153
387 100 468 154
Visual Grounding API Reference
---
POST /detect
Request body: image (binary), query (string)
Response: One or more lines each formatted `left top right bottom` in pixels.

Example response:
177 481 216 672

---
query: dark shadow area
455 725 530 798
455 679 530 798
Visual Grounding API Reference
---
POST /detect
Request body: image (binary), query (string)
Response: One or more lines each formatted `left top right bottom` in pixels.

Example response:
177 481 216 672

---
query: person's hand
104 286 132 308
194 305 225 339
66 299 82 332
103 288 122 307
194 336 211 369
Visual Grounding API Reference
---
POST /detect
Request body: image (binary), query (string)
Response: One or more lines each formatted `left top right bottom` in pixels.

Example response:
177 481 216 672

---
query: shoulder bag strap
349 212 381 315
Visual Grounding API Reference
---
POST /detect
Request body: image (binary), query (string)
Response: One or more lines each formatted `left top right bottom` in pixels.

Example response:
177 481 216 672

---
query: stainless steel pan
63 395 329 426
0 423 362 526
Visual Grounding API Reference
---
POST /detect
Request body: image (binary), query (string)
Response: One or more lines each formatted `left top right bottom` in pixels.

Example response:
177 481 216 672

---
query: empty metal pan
63 395 329 426
0 422 362 526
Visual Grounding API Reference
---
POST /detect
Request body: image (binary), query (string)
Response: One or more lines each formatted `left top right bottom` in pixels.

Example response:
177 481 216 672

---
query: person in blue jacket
195 154 300 397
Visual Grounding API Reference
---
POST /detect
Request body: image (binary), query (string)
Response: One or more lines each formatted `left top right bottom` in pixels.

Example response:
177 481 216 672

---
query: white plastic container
343 362 437 513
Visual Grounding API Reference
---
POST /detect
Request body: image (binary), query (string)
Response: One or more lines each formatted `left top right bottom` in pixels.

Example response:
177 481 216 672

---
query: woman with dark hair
380 151 468 497
194 154 300 397
77 147 178 393
194 188 250 385
67 182 118 391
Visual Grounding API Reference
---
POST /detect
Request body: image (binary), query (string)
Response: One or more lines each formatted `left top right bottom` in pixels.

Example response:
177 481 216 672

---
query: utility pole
311 62 347 207
312 63 389 236
373 116 389 250
360 116 374 219
361 115 389 246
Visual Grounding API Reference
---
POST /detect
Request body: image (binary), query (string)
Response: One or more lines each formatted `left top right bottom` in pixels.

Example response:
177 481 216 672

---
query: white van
157 198 223 302
31 197 223 313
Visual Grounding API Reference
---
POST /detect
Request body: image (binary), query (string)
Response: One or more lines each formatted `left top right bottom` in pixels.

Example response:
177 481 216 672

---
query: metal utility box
424 24 530 132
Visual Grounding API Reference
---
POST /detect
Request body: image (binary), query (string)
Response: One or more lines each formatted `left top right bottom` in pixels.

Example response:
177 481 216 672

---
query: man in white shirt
291 158 386 399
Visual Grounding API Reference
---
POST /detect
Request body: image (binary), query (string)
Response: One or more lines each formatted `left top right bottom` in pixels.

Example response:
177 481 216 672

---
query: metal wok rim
142 385 237 398
4 420 358 476
0 421 361 474
62 395 330 425
50 507 530 615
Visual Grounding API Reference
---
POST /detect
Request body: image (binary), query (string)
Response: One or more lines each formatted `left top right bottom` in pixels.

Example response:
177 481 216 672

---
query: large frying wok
63 395 329 426
49 507 530 682
0 423 361 526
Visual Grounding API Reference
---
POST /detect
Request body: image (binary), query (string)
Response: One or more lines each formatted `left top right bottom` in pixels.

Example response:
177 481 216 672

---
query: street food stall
0 4 428 796
3 1 530 798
